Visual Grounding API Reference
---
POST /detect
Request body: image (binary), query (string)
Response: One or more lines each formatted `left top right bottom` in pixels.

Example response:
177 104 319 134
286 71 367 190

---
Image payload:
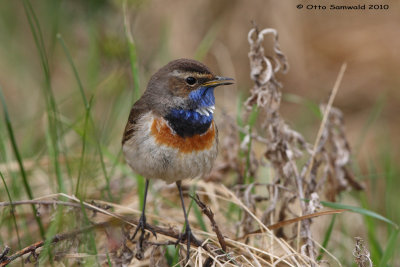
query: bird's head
143 59 233 137
146 59 234 117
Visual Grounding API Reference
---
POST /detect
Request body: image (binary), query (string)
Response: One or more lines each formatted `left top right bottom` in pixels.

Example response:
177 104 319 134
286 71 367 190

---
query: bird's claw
146 224 157 238
175 225 202 263
132 214 157 245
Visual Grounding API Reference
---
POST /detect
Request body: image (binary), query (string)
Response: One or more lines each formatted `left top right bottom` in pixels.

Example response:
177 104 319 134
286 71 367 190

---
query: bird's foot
175 225 202 263
131 214 157 248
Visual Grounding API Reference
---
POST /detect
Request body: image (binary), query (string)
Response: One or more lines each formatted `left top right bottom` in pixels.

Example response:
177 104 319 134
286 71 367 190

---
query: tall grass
0 86 46 239
0 170 22 250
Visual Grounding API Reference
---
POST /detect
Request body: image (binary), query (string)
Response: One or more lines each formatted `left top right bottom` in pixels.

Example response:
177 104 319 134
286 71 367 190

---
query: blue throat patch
188 86 215 108
165 86 215 137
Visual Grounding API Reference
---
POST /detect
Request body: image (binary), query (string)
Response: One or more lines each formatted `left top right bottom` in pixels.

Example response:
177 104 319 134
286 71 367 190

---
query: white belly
122 112 218 184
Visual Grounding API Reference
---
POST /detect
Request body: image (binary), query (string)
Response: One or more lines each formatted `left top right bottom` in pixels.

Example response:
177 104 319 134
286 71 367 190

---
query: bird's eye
185 76 197 85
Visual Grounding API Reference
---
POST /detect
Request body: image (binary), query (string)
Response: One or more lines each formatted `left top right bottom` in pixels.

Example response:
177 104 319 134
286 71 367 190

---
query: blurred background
0 0 399 265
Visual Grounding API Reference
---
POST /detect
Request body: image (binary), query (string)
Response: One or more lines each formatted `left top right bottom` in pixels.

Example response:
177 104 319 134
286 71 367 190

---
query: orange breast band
151 118 215 153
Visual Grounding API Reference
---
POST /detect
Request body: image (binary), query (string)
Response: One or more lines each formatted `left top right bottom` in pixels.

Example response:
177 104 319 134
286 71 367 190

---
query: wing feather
122 98 149 144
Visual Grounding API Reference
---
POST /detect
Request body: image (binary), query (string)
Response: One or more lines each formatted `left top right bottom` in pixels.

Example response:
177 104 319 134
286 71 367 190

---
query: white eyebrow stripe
170 70 212 79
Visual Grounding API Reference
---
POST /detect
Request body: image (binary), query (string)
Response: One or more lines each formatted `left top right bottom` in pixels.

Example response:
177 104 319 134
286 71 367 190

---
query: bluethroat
122 58 233 261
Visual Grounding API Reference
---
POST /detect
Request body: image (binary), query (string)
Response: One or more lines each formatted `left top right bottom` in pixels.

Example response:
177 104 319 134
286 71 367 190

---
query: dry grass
0 1 399 266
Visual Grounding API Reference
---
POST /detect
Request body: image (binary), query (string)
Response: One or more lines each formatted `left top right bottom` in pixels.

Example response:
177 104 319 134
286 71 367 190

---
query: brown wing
122 97 149 145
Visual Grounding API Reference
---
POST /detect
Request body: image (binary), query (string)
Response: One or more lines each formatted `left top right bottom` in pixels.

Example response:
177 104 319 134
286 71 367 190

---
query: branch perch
192 194 227 252
0 213 214 266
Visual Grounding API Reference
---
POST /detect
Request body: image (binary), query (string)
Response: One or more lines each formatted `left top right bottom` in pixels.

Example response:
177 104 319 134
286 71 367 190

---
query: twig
238 209 346 240
304 63 347 183
0 222 108 266
0 246 10 263
0 200 82 209
192 195 227 252
233 182 295 193
0 213 212 266
147 241 176 246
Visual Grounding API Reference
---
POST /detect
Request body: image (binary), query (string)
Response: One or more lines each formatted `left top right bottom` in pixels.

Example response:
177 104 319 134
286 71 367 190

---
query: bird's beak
202 76 234 87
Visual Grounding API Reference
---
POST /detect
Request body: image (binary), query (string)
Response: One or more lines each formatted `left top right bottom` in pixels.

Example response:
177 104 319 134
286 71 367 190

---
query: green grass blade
0 87 46 239
25 0 49 72
244 105 258 184
283 93 322 118
236 92 244 132
378 228 399 267
21 0 49 80
106 252 112 266
165 245 179 266
320 200 398 228
193 204 208 232
79 200 100 266
359 192 383 261
248 105 259 127
75 98 93 197
317 214 336 261
123 0 141 102
90 128 113 201
57 34 89 109
380 149 399 225
156 21 171 65
0 170 22 250
57 34 112 200
39 206 65 264
22 0 66 195
194 23 221 61
354 95 384 156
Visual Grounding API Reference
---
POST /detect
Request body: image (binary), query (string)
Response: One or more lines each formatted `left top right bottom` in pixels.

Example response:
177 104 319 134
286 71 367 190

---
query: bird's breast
151 117 216 153
122 112 218 183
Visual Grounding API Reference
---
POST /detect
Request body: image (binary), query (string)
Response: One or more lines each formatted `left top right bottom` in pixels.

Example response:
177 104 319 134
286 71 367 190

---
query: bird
121 58 233 261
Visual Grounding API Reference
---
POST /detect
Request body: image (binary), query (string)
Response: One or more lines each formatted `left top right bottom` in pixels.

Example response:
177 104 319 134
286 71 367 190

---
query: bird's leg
176 181 202 263
131 179 156 248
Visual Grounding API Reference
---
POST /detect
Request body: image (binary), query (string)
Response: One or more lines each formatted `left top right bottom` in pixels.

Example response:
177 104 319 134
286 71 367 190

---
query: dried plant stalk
353 237 372 267
229 24 365 265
